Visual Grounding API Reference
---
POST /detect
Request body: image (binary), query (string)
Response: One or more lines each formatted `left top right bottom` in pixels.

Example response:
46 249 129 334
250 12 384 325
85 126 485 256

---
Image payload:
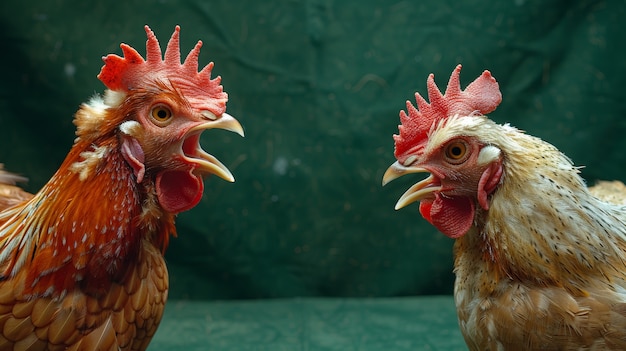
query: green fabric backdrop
1 0 624 300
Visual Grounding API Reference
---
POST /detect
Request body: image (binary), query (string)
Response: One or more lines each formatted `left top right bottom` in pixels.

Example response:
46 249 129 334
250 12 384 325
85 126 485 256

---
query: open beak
382 161 442 210
183 112 244 182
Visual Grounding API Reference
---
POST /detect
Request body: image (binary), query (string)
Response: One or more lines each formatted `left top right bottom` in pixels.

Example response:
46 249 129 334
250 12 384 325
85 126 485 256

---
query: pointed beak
184 112 244 182
382 161 441 210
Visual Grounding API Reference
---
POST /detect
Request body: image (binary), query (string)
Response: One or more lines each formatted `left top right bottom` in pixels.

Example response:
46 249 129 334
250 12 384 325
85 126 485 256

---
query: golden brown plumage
0 237 167 350
0 26 243 350
383 65 626 350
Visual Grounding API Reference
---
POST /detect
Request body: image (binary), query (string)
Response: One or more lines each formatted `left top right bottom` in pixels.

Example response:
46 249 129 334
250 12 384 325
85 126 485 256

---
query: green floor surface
151 296 466 351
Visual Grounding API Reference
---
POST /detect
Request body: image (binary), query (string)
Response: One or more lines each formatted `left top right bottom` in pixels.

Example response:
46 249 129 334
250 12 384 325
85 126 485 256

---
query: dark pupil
157 109 168 119
451 146 462 156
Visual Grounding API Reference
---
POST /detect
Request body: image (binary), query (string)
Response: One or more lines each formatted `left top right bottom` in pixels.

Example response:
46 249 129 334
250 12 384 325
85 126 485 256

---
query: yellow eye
444 140 469 164
150 105 173 125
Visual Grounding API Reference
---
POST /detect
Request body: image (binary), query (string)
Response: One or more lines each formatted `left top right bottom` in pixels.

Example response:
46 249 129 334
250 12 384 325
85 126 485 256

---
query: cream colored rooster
383 65 626 350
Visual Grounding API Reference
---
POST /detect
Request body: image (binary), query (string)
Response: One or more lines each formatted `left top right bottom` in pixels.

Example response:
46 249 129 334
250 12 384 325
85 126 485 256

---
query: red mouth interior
182 133 201 160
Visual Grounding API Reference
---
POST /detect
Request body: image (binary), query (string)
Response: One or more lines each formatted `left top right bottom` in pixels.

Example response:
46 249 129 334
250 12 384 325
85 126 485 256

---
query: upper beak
382 161 441 210
200 112 245 138
184 112 244 182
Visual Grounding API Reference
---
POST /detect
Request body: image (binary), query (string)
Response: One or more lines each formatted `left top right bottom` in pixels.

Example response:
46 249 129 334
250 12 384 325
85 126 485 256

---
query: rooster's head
74 25 244 214
382 65 503 239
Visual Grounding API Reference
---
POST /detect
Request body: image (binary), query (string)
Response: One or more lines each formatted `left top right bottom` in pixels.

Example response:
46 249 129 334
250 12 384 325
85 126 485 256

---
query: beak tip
221 170 236 183
382 161 405 187
230 123 245 138
218 112 245 137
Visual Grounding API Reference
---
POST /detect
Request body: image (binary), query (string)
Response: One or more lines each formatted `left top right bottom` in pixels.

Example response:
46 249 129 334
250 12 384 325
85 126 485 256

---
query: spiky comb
393 64 502 159
98 25 227 116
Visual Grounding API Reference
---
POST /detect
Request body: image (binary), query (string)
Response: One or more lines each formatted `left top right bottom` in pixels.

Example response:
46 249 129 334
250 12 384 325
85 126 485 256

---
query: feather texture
385 66 626 350
0 25 242 350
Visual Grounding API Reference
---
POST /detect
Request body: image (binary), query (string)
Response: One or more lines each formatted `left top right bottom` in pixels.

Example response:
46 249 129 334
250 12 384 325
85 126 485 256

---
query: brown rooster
0 26 243 350
383 65 626 350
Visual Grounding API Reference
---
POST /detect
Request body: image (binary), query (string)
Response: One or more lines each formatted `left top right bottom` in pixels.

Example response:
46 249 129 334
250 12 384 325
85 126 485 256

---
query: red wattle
419 201 434 224
156 170 204 214
424 196 474 239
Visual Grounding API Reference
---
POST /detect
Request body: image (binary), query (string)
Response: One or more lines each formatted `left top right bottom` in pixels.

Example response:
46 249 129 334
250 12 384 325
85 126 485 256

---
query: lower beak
184 113 244 182
382 161 441 210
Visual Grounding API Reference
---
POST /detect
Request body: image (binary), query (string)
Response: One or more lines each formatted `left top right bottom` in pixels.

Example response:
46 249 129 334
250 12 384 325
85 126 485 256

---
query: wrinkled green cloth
152 296 465 351
1 0 624 300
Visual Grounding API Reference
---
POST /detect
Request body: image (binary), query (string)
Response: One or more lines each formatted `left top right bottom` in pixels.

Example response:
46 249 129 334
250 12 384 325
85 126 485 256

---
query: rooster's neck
0 137 174 297
460 132 626 294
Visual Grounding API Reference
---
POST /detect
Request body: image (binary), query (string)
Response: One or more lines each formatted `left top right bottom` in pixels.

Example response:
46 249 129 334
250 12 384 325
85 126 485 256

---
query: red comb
393 65 502 159
98 25 227 116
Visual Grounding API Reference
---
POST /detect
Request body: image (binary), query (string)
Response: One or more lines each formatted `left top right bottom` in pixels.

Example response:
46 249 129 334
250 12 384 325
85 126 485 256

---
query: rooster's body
0 26 243 350
384 65 626 350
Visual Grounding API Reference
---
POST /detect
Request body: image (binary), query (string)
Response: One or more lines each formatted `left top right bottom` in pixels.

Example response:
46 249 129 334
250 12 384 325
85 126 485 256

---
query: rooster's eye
444 140 469 164
150 105 173 126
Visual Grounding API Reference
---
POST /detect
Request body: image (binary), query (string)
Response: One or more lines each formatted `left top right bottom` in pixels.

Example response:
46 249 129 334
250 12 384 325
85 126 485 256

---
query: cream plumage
384 65 626 350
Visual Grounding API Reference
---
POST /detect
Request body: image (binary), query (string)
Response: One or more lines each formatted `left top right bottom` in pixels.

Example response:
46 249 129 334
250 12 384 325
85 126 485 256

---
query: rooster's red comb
393 65 502 158
98 25 227 116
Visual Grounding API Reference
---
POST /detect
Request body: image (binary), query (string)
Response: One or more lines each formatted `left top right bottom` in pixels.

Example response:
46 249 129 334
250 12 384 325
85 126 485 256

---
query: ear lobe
477 161 503 210
121 136 146 183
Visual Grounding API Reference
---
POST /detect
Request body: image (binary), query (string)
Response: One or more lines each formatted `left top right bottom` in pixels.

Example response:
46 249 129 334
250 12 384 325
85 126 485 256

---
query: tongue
156 170 204 214
419 196 474 239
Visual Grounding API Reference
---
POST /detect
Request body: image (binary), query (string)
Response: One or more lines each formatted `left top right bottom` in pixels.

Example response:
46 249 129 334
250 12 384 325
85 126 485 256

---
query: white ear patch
477 145 501 165
119 120 142 137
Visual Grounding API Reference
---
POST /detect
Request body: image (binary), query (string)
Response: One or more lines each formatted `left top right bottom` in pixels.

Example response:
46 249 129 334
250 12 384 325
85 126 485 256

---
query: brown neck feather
0 137 174 297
